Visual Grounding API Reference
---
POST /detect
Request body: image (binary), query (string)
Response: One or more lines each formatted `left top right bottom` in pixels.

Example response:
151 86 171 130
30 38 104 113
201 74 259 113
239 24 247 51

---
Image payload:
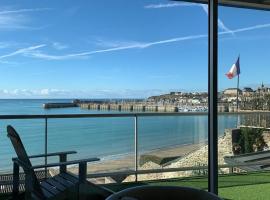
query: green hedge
236 127 266 154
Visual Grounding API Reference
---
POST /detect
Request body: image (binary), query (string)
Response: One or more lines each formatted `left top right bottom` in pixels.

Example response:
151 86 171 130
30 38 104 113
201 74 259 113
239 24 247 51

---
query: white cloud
0 7 51 30
0 14 26 29
93 38 148 49
12 36 206 61
23 43 152 60
144 2 197 9
148 75 179 79
1 23 270 61
145 2 233 34
0 42 11 49
0 60 18 65
52 42 68 50
220 23 270 34
0 88 171 98
0 44 46 59
0 8 51 15
200 4 234 35
0 41 19 49
40 89 50 95
0 88 71 98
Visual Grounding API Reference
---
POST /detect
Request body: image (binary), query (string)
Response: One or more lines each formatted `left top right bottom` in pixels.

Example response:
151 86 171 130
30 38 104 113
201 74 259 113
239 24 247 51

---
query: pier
80 103 179 112
43 100 243 113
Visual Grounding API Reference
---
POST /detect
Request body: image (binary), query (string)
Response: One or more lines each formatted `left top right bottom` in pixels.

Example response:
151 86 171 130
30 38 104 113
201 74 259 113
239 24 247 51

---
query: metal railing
1 112 267 182
1 112 208 181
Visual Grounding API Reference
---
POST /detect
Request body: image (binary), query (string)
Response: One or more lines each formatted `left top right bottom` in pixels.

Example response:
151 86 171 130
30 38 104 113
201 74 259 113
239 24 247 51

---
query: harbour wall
80 103 179 112
43 100 253 113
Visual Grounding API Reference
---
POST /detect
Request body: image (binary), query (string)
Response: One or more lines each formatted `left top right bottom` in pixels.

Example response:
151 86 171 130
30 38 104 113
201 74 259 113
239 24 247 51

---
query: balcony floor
106 171 270 200
0 171 269 199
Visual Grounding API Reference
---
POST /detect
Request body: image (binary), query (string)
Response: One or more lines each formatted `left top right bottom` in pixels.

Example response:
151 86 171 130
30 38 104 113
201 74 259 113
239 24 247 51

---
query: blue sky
0 0 270 98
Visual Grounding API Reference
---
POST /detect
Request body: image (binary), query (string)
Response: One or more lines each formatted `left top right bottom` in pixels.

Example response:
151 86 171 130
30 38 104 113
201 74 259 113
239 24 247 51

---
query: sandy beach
63 142 205 175
48 131 233 183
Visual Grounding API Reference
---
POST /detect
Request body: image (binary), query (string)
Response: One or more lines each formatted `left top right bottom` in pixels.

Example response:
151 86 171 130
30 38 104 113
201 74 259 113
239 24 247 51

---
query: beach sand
61 142 205 176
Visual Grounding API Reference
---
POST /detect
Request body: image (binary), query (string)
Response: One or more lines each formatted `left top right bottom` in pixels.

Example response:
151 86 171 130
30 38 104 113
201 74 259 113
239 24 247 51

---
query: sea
0 99 247 172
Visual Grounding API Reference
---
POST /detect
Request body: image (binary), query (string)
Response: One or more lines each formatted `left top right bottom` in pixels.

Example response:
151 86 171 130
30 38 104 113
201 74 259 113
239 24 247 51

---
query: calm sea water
0 99 240 172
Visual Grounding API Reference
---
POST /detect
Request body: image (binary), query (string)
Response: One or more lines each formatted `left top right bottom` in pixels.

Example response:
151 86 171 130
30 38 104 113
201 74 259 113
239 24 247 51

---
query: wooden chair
7 125 113 200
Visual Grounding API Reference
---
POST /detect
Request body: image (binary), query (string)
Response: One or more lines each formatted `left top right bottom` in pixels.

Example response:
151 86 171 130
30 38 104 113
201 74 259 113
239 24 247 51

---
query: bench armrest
31 157 100 169
12 151 77 161
12 157 99 170
28 151 77 159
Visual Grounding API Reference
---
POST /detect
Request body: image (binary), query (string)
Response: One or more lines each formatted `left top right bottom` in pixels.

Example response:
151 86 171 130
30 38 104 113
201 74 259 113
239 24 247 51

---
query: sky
0 0 270 98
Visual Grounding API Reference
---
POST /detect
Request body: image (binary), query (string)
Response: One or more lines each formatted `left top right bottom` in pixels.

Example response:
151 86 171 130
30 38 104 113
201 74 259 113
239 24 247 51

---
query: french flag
226 57 240 79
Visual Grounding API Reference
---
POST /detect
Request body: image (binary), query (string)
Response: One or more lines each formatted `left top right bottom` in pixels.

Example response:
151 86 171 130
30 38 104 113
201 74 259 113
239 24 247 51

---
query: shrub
238 127 266 154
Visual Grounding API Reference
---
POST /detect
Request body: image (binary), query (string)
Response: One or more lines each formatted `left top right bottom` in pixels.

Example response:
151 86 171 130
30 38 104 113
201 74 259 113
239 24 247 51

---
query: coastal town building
159 84 267 112
223 88 242 96
256 83 270 95
170 92 182 95
242 87 254 96
135 83 270 112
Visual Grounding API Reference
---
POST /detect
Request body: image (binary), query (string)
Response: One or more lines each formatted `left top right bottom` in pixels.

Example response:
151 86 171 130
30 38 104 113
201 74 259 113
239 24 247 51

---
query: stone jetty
80 103 179 112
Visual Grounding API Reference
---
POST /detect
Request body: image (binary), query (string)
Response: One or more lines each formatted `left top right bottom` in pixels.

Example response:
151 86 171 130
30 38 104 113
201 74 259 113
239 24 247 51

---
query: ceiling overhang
174 0 270 10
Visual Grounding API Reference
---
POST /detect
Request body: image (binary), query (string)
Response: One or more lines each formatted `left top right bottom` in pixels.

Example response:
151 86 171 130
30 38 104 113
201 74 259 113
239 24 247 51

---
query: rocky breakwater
124 130 233 182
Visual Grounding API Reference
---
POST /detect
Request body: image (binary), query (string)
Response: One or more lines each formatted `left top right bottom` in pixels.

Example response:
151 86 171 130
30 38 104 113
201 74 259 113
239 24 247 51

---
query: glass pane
218 5 270 199
0 0 208 194
0 119 45 172
48 117 134 177
137 115 208 185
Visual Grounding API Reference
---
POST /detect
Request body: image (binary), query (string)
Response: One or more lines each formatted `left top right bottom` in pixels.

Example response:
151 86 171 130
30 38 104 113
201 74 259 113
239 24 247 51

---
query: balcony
0 113 269 199
0 0 270 199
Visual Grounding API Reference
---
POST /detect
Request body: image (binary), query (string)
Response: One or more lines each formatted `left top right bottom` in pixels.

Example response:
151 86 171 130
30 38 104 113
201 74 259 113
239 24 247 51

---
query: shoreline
64 142 205 175
98 142 205 162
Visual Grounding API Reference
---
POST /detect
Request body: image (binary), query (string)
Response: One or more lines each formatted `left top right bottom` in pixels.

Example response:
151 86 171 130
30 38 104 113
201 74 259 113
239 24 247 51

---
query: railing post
45 117 48 178
79 162 87 184
134 115 138 182
229 166 233 174
59 154 67 173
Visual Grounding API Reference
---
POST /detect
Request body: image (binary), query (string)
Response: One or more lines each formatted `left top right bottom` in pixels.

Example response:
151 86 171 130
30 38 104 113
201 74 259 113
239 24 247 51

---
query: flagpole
237 74 239 111
236 74 240 127
237 54 240 113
